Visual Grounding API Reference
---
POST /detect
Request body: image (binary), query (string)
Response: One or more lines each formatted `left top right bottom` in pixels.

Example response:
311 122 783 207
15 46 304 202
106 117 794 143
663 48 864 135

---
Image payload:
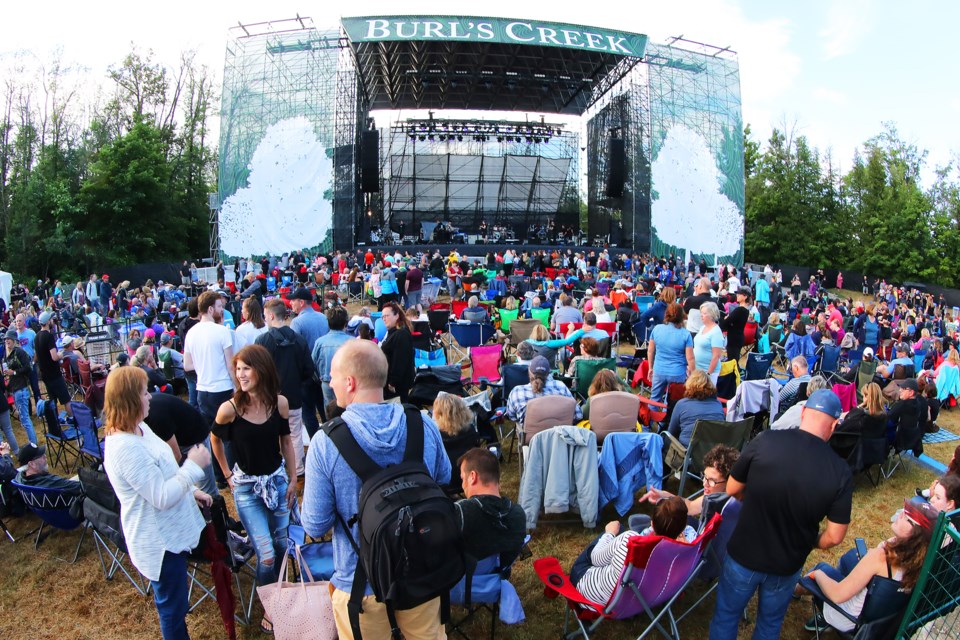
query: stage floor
354 243 625 256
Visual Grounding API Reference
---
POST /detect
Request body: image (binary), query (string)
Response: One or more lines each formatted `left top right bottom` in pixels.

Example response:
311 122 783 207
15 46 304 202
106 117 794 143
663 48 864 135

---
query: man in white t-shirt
184 290 237 429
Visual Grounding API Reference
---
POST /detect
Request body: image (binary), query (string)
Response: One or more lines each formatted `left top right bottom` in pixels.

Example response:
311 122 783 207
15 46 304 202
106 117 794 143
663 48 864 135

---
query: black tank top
213 403 290 475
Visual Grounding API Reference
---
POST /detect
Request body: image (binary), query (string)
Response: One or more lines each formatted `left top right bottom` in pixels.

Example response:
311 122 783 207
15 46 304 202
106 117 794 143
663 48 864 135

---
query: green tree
79 117 174 267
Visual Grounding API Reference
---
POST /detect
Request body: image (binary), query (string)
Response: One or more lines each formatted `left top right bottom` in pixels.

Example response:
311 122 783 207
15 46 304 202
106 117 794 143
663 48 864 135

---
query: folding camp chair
71 401 104 468
38 399 81 472
77 358 107 414
857 359 879 400
489 364 530 461
518 395 577 475
449 541 530 640
631 359 652 395
498 308 519 334
11 480 88 562
79 467 150 595
534 514 722 640
287 524 334 582
468 344 504 390
817 344 842 381
572 358 617 401
448 322 496 363
913 350 927 374
742 351 775 381
676 496 742 623
415 347 447 369
588 391 640 444
530 307 551 328
637 395 669 432
799 555 910 640
663 417 754 498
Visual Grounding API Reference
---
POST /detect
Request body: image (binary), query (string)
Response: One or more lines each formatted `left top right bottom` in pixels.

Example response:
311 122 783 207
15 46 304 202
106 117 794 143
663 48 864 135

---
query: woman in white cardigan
103 366 213 640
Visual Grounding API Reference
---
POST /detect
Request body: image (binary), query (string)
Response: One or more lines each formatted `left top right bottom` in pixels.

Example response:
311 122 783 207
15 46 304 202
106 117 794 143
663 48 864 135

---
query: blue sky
2 0 957 184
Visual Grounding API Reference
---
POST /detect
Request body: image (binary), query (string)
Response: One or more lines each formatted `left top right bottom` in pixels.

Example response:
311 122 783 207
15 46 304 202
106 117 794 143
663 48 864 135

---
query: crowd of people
1 245 959 640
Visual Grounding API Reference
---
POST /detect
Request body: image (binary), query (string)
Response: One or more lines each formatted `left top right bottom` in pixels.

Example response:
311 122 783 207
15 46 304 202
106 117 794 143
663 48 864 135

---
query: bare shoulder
277 394 290 417
215 399 236 424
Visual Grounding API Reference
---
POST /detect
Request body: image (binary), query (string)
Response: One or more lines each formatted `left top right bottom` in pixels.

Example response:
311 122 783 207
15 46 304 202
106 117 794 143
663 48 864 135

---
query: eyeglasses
703 476 727 488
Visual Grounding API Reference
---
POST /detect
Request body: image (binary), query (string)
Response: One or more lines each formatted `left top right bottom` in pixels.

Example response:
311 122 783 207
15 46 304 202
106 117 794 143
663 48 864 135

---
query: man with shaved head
301 340 452 639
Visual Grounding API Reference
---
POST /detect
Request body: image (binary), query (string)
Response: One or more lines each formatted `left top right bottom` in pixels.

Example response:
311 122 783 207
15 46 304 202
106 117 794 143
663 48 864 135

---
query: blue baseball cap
806 389 842 419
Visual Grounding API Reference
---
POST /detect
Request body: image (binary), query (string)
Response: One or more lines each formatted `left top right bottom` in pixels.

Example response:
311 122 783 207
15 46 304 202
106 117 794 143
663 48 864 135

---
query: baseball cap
160 332 172 344
903 496 939 531
863 347 874 359
805 389 842 419
529 355 551 377
895 342 910 354
900 378 919 392
289 287 313 302
102 274 109 280
157 280 164 286
38 311 53 326
584 289 593 296
61 335 75 348
18 443 46 466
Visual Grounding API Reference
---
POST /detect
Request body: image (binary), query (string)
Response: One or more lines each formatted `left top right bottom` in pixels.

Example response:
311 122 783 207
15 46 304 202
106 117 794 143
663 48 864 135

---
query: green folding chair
572 357 617 400
498 308 519 334
530 307 551 328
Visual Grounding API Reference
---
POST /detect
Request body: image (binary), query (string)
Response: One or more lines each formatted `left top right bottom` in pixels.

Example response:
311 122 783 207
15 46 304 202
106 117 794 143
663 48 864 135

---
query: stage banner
342 16 647 58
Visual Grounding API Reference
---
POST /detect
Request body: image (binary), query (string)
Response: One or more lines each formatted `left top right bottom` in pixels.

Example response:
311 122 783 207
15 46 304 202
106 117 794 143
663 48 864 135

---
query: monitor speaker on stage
605 137 625 198
360 130 380 193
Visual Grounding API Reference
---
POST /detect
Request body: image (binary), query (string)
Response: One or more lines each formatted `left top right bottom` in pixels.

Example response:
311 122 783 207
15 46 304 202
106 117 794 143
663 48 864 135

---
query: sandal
260 618 274 635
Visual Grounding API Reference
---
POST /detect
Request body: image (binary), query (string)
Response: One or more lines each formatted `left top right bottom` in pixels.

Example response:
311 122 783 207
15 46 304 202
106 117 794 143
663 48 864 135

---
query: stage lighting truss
403 118 562 144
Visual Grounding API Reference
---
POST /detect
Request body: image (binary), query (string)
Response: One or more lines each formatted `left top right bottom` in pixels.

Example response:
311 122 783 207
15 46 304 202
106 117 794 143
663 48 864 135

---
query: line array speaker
360 130 380 193
605 137 625 198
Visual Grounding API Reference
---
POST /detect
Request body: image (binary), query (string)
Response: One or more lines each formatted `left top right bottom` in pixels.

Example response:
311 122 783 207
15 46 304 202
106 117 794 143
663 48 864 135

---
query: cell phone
855 537 868 559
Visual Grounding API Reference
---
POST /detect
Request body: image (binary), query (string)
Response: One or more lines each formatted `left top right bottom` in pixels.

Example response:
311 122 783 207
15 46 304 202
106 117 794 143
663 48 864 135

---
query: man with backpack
256 299 314 476
302 340 459 640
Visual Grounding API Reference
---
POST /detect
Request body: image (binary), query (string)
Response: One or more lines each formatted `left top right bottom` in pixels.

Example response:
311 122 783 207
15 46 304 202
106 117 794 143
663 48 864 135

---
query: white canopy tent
0 270 12 307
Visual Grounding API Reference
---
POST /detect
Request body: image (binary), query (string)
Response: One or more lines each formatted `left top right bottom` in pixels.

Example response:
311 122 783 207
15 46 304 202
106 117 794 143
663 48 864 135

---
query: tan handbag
257 544 338 640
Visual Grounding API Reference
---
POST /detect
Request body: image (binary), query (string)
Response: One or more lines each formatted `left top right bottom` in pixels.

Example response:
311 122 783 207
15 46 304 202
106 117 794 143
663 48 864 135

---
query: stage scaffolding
217 17 359 258
215 17 743 260
380 118 580 240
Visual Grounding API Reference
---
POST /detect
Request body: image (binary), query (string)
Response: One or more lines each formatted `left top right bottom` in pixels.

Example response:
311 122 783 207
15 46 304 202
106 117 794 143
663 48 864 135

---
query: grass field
0 292 954 639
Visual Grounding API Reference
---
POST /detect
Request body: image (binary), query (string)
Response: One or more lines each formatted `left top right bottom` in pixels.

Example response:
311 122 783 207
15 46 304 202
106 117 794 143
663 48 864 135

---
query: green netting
896 509 960 639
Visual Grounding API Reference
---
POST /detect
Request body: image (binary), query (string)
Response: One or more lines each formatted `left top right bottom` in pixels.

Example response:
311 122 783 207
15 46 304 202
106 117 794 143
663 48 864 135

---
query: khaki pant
331 588 447 640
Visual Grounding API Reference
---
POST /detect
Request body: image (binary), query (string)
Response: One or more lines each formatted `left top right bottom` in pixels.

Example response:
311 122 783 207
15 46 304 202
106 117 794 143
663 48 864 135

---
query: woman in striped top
569 497 693 605
103 366 213 640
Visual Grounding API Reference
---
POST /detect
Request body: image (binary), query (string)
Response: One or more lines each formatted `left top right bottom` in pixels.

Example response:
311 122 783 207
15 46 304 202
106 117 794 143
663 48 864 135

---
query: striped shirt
104 423 205 581
577 530 639 605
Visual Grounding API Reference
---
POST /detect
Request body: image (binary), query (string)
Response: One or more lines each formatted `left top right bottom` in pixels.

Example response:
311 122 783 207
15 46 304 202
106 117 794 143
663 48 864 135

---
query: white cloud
820 0 875 60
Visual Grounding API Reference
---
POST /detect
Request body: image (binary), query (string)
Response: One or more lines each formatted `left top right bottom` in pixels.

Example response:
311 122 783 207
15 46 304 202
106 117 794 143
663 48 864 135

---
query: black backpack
322 405 467 640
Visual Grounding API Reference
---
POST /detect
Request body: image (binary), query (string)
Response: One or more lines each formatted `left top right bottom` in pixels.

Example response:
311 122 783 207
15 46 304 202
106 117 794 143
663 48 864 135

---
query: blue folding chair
266 276 277 292
287 524 334 581
71 402 103 468
447 322 496 363
636 295 655 314
914 350 927 373
415 348 447 369
817 345 842 380
38 399 81 472
11 481 88 562
742 352 775 381
449 535 530 639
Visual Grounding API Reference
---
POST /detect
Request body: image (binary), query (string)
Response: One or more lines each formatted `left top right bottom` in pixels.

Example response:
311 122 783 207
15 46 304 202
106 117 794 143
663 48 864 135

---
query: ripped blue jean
233 474 291 586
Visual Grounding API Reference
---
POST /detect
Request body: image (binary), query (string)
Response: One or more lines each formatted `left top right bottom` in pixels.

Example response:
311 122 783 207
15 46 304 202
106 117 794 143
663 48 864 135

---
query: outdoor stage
356 243 619 258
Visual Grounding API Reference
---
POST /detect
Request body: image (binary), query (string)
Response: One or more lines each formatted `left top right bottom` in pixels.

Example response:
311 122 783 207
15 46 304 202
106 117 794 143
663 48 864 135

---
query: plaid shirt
505 378 582 424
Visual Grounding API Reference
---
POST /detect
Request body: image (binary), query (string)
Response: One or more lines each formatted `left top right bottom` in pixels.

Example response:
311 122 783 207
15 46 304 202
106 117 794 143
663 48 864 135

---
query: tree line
0 48 216 283
744 123 960 287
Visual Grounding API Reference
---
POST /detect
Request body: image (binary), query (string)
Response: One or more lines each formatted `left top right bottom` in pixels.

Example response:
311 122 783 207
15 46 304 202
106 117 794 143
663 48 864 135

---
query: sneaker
804 611 829 632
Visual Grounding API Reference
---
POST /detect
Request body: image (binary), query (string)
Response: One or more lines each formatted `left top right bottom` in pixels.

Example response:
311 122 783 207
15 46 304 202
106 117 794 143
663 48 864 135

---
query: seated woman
766 312 784 346
432 392 480 492
566 336 603 376
570 497 692 605
637 444 740 526
666 369 724 447
132 345 170 393
524 324 559 365
801 497 938 633
581 369 623 421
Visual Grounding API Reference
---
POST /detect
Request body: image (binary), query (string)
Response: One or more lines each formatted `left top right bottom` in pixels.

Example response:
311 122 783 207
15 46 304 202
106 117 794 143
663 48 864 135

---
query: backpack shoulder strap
401 404 424 464
321 417 382 481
